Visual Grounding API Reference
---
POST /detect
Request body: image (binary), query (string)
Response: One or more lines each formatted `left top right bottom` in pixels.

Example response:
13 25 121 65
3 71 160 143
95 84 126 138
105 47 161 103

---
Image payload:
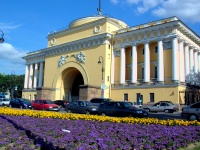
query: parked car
65 100 98 114
158 101 174 105
90 98 111 106
9 98 32 109
0 98 10 106
181 102 200 121
32 99 59 111
53 100 67 108
98 101 148 117
128 102 142 108
142 102 178 113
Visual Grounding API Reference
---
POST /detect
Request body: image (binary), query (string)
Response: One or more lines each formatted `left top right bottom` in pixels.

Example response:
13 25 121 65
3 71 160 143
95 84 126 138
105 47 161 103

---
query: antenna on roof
97 0 102 15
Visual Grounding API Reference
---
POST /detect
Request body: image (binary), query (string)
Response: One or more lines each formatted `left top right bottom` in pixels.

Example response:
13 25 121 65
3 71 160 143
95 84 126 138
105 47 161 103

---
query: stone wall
79 85 99 100
36 87 52 99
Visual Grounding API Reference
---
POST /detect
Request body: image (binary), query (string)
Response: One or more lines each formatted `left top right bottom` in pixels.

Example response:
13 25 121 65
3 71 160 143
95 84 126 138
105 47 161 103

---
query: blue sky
0 0 199 75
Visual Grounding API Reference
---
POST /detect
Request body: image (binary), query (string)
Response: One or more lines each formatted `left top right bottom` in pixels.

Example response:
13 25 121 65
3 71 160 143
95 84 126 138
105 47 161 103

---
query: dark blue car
9 98 32 109
98 101 148 117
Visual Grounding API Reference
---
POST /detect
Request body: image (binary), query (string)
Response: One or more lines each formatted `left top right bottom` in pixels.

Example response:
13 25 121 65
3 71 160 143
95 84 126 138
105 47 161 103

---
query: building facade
22 15 200 105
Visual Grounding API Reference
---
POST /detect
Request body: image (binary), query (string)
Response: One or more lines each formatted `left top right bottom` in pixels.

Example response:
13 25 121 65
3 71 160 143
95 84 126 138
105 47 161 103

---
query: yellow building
22 14 200 105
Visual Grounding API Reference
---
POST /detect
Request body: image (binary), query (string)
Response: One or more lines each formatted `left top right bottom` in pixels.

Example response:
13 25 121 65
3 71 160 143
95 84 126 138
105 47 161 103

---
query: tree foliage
0 73 24 98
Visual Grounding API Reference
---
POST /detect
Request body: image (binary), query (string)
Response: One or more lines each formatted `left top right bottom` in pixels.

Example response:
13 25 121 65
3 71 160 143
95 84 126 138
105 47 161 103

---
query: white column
33 63 38 88
172 37 179 82
120 46 125 85
194 49 198 73
24 65 29 89
144 42 150 83
131 44 137 84
184 44 190 76
111 49 115 85
179 40 185 83
28 64 33 88
189 47 194 72
38 62 44 87
198 52 200 72
157 40 164 83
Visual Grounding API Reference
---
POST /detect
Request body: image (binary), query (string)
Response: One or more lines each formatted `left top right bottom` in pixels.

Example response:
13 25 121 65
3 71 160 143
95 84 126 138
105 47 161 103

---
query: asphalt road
148 111 183 120
59 108 183 120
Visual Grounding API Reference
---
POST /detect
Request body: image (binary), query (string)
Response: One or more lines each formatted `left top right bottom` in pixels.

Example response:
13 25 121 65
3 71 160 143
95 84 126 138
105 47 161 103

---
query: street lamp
98 56 104 80
98 56 105 98
11 71 15 99
0 30 4 43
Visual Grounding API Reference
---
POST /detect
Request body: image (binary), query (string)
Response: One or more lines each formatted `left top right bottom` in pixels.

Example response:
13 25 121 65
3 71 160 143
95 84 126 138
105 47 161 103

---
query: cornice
47 18 108 39
23 33 112 64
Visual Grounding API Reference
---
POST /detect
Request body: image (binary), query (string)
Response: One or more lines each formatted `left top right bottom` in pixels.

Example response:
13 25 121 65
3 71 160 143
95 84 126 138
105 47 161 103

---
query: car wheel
67 109 71 113
164 109 169 113
101 112 106 116
145 108 150 112
2 104 5 106
188 114 198 121
128 114 132 117
85 110 90 114
43 108 47 111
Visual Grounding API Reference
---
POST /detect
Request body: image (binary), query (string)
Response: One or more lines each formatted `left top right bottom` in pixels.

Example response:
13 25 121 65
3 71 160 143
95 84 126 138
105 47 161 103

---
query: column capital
130 42 137 46
189 45 195 50
120 44 126 48
178 38 185 43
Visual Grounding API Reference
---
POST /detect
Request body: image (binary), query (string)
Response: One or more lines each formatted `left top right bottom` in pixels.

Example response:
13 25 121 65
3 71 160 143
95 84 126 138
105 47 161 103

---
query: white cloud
110 0 200 23
153 0 200 23
137 0 164 14
0 23 22 32
0 43 27 75
110 0 119 4
126 0 141 4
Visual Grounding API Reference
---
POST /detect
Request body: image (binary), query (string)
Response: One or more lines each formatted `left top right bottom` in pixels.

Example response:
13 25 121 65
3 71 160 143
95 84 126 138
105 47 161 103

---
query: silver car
181 102 200 121
0 98 10 106
143 102 177 113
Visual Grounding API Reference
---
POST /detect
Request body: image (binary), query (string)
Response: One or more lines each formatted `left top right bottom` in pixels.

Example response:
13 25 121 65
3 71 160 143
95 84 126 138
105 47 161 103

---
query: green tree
0 73 24 98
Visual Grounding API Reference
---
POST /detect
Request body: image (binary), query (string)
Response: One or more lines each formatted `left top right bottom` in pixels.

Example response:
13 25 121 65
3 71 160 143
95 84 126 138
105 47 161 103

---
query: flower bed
0 107 200 126
1 114 200 150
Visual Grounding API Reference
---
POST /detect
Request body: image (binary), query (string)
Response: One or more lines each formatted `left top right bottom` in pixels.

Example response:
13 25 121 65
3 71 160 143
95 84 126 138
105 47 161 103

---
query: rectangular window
124 93 128 102
155 46 158 53
142 48 144 55
136 93 143 105
155 66 157 78
142 68 144 79
150 93 154 102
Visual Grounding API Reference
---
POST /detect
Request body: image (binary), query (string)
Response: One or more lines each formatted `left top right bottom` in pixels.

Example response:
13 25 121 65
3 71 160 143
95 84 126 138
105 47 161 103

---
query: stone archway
52 61 99 101
62 67 84 102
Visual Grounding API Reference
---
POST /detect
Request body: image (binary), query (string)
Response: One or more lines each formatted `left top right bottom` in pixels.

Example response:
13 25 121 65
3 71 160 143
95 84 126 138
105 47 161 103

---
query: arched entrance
71 73 84 101
62 67 84 102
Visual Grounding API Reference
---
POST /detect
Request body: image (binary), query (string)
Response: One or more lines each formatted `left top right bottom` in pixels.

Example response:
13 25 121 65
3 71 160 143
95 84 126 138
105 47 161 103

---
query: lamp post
0 30 4 43
98 56 105 98
11 71 15 99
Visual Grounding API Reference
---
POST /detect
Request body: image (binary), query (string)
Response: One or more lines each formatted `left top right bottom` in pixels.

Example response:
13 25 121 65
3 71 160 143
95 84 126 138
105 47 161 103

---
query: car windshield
19 99 30 103
124 102 131 107
44 100 53 104
117 102 131 108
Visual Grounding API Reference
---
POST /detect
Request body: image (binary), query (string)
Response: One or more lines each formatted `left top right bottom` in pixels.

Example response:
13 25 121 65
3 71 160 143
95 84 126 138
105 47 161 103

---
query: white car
142 102 178 113
0 98 10 106
128 102 142 108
